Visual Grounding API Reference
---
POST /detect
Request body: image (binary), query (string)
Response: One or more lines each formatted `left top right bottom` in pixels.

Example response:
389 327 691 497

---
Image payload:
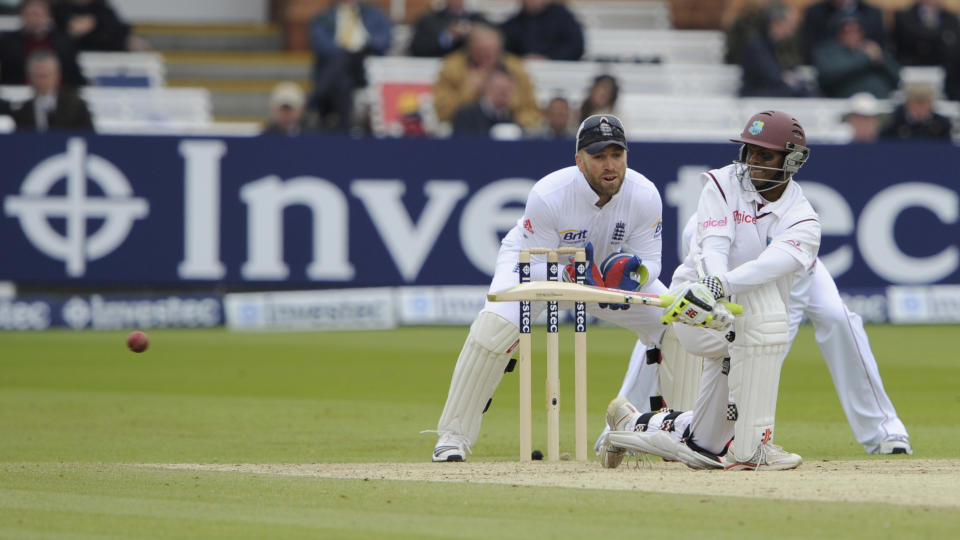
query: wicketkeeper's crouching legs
433 310 518 462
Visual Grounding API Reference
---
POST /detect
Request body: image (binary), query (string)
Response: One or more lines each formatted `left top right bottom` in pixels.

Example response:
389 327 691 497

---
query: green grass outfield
1 326 958 539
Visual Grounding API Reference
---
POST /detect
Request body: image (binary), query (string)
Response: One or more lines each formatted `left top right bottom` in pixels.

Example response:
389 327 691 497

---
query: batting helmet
732 110 810 176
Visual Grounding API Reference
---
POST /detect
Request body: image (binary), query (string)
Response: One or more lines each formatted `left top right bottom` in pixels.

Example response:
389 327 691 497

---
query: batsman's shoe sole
598 438 626 469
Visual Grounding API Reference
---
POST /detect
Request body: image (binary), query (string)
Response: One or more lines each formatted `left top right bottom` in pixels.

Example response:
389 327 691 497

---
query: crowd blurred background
1 0 958 144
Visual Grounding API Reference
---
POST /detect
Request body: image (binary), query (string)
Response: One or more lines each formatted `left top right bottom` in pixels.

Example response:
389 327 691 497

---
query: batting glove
660 282 733 331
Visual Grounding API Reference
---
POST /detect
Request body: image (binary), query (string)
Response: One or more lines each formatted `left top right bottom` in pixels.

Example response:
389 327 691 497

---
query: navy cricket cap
576 114 627 154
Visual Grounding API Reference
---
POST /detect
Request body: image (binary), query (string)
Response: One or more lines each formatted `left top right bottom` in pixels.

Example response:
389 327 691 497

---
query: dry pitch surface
151 459 960 508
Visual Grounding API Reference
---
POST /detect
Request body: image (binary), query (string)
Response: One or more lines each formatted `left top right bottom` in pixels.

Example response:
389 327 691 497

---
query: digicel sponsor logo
700 217 727 230
733 210 756 224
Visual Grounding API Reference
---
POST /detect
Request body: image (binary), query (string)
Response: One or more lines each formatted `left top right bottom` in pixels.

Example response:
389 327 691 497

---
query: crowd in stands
0 0 146 132
1 0 958 143
300 0 956 142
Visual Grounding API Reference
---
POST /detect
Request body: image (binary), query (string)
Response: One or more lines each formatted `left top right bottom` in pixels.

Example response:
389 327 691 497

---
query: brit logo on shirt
523 218 534 235
611 221 625 242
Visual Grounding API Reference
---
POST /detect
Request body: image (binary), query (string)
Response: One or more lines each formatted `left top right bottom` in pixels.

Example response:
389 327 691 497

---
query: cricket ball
127 330 149 353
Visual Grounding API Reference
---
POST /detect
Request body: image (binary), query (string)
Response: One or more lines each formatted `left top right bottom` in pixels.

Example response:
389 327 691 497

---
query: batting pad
728 281 789 460
437 311 519 446
658 325 702 411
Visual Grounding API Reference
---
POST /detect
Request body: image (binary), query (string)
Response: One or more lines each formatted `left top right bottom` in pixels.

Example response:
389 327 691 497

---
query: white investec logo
4 138 149 276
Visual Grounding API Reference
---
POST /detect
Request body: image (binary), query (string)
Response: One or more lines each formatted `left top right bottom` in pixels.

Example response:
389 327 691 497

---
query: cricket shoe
723 443 802 471
875 435 913 455
432 433 470 462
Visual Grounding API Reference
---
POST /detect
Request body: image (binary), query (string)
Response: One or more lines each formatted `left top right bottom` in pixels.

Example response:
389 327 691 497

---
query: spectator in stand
881 82 953 140
739 3 812 97
802 0 887 63
308 0 392 132
538 95 573 138
813 13 900 98
409 0 487 57
842 91 888 142
578 73 618 122
51 0 143 51
723 0 802 68
264 81 312 136
893 0 960 67
500 0 583 61
433 23 539 132
451 68 521 136
0 0 85 86
12 50 92 131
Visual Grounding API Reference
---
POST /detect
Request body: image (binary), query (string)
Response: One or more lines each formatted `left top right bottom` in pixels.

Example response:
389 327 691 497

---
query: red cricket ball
127 330 149 353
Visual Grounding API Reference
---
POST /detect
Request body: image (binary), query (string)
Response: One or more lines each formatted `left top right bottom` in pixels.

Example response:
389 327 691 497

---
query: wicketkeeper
430 115 678 462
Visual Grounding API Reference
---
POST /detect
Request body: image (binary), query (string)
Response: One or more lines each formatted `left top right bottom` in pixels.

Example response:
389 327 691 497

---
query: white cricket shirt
502 165 664 284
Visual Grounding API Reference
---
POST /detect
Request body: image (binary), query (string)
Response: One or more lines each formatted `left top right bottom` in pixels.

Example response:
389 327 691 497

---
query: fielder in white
431 114 672 462
598 216 912 456
601 110 822 470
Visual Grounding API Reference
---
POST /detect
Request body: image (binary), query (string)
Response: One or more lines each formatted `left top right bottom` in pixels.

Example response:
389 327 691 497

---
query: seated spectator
724 0 803 67
802 0 886 63
740 3 812 97
578 73 618 122
500 0 583 61
433 23 540 132
537 95 573 138
11 50 93 131
893 0 960 66
880 82 953 140
309 0 392 131
0 0 85 86
409 0 487 58
842 91 889 142
452 68 520 136
264 82 312 136
51 0 136 51
813 13 900 98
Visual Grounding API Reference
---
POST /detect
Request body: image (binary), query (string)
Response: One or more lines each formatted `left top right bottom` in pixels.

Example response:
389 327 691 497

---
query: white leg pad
659 325 703 411
728 281 789 460
437 311 519 447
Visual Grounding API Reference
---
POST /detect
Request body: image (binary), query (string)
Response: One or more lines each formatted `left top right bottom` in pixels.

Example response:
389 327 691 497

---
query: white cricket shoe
432 433 469 462
875 435 913 455
723 443 802 471
598 437 626 469
606 396 641 432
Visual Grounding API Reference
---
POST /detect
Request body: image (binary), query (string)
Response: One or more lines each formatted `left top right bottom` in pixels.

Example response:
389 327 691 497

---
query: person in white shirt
601 110 821 471
431 114 669 462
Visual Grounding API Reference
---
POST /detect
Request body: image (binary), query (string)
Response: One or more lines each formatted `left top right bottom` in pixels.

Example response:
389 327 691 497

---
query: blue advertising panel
1 133 957 289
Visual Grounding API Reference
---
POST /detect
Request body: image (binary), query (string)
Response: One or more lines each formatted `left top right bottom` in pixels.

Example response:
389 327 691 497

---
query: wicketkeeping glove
599 249 649 291
660 282 734 330
562 241 603 286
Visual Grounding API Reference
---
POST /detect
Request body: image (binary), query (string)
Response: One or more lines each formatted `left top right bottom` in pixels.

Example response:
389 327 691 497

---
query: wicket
517 247 588 462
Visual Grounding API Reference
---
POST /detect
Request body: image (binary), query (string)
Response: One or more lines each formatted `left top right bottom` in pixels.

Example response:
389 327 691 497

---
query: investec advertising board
1 133 958 296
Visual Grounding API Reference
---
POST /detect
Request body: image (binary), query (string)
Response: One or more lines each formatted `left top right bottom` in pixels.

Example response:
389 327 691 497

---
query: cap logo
599 117 613 136
749 121 765 135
